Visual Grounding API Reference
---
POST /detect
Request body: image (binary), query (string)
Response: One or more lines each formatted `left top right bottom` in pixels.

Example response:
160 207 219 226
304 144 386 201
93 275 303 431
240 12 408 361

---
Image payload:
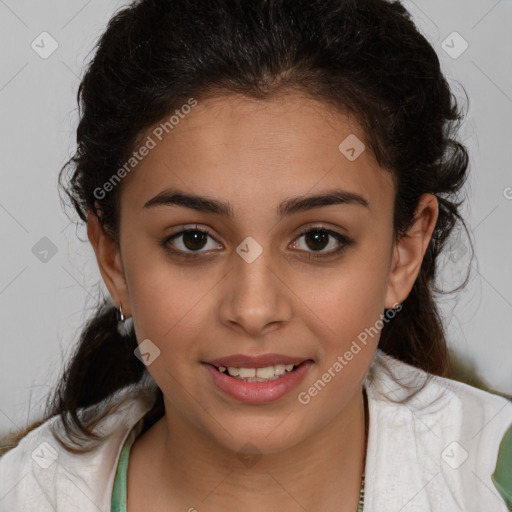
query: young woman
1 0 511 511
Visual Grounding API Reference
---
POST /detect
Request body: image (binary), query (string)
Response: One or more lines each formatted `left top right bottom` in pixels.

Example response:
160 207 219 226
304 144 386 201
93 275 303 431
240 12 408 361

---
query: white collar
2 350 511 511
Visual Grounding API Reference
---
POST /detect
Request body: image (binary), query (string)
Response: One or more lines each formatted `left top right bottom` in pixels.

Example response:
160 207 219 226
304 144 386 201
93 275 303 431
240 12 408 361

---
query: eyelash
161 225 353 261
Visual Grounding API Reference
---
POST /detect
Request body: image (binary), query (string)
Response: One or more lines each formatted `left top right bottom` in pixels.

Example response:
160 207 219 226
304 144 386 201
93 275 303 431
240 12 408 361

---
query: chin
207 416 308 457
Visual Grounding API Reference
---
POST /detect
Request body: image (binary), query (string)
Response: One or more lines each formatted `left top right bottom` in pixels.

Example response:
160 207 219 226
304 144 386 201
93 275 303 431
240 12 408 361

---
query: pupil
183 231 207 251
181 230 329 252
306 230 328 251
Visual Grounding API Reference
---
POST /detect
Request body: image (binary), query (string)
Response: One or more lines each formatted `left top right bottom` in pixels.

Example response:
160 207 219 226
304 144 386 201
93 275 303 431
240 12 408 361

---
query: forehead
120 92 395 218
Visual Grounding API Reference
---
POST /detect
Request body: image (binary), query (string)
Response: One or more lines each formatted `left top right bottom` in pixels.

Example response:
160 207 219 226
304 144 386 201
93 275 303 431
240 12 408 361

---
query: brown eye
162 227 222 256
291 227 351 257
303 230 330 251
181 230 208 251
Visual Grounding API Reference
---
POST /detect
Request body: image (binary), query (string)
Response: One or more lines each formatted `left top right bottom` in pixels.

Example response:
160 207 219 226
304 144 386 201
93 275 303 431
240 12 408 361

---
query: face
89 91 437 455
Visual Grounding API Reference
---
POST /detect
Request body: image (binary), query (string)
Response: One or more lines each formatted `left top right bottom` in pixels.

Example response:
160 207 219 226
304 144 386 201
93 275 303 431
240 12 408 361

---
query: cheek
123 248 215 357
126 265 210 405
295 248 391 348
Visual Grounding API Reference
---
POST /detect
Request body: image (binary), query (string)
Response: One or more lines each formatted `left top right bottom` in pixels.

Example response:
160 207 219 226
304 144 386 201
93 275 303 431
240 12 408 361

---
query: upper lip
205 353 310 368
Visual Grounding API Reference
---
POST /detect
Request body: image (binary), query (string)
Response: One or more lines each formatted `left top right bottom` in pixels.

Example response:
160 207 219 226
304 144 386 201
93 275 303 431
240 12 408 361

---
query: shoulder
363 349 512 511
366 348 512 425
0 373 160 512
493 422 512 510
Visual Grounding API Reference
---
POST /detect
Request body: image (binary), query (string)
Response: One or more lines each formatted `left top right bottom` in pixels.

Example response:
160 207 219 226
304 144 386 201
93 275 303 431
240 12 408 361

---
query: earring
117 303 133 337
118 303 126 323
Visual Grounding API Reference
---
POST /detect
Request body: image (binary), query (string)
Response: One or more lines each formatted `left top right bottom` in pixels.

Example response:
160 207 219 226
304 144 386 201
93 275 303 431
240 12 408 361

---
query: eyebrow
143 187 369 217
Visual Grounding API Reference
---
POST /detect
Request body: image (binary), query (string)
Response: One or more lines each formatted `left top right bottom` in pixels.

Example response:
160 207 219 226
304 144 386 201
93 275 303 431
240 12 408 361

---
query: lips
202 354 314 403
205 353 309 368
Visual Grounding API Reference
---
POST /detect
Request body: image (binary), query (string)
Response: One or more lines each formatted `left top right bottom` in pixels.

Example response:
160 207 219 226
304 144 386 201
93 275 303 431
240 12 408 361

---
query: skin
87 91 438 511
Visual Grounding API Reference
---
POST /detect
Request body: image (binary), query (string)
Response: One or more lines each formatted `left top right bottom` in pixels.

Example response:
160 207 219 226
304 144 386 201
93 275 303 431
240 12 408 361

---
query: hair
0 0 473 456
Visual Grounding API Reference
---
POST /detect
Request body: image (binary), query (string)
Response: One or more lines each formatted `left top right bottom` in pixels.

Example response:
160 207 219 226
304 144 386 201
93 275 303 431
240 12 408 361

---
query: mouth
211 362 305 382
202 355 313 403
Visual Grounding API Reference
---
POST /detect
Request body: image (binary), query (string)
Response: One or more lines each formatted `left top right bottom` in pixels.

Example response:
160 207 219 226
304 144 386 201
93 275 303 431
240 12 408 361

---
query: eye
161 224 353 259
161 225 221 256
290 226 352 258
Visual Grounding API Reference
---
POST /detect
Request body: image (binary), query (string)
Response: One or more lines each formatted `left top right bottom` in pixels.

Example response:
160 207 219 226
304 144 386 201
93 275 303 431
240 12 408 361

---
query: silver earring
118 303 126 322
117 303 133 336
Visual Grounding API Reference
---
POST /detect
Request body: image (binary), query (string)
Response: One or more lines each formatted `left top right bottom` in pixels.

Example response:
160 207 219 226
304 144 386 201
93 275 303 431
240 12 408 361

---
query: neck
129 388 368 512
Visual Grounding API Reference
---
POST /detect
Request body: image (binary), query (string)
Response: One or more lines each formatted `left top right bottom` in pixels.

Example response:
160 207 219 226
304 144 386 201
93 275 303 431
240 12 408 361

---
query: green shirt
493 423 512 509
111 425 140 511
111 424 512 512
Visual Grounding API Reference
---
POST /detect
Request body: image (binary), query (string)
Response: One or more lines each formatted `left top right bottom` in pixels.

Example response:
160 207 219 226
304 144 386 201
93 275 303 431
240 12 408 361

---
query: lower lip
202 361 313 403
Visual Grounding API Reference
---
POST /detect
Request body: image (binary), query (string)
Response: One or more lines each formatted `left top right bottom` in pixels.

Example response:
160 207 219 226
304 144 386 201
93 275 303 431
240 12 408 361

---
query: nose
218 244 294 337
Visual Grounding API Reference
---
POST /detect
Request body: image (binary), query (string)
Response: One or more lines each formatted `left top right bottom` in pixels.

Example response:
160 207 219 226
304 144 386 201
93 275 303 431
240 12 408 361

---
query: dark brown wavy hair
1 0 472 455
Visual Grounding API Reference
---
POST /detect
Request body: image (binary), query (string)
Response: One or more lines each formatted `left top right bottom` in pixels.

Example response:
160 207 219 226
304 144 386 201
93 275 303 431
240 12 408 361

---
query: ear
384 193 438 309
87 207 131 317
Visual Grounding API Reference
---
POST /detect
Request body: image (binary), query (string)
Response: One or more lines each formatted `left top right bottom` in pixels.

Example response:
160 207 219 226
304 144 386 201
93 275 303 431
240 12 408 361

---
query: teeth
219 363 299 381
238 368 256 378
256 366 275 379
227 367 239 377
274 364 286 376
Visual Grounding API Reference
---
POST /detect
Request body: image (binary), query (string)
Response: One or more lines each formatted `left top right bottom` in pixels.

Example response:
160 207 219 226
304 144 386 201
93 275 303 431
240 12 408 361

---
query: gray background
0 0 511 436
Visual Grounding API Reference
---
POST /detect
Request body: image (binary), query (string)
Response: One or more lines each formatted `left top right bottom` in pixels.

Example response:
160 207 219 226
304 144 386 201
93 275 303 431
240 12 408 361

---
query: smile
216 363 297 382
202 358 313 403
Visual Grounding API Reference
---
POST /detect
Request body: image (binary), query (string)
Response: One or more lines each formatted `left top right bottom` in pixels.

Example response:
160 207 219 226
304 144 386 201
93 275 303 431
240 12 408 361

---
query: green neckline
111 426 140 511
110 428 366 512
112 423 512 512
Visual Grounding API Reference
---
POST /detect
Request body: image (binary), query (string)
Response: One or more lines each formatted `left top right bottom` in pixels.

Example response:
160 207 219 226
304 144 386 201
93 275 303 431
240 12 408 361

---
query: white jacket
1 349 511 512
